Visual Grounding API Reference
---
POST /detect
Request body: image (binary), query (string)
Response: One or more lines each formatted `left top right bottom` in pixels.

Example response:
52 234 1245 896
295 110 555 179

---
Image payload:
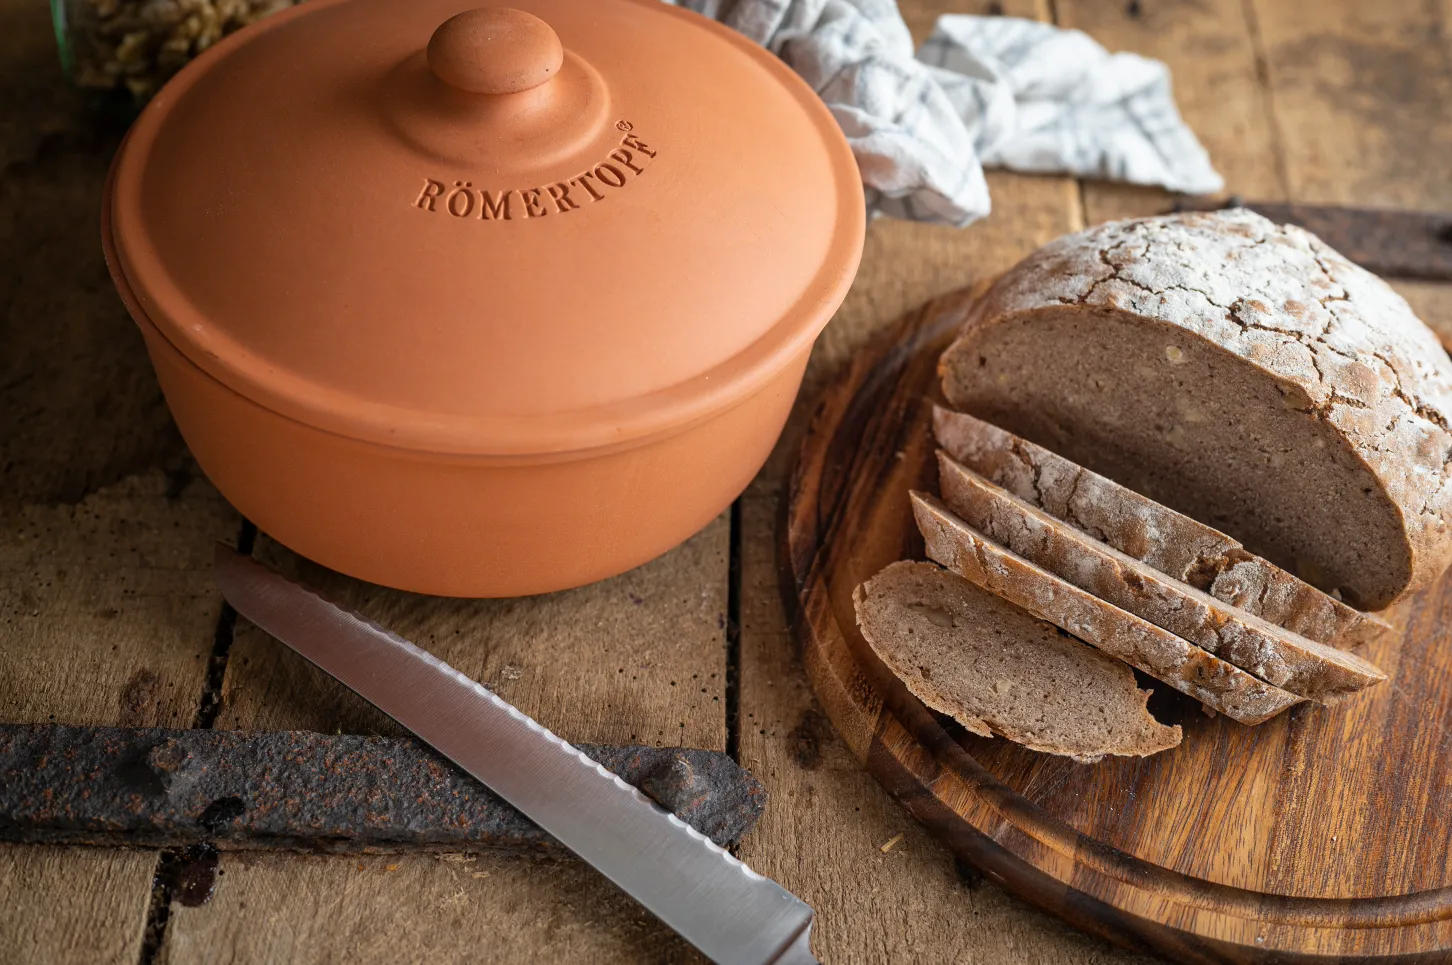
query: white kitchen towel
667 0 1224 226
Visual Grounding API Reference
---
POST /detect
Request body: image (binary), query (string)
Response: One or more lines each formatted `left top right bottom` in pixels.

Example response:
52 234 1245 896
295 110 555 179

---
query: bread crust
932 404 1394 651
913 493 1303 724
939 209 1452 607
936 453 1387 702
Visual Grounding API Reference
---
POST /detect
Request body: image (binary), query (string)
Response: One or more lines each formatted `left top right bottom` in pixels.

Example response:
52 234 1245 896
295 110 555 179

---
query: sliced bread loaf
937 453 1387 702
854 561 1181 761
937 209 1452 609
912 493 1303 724
932 404 1393 651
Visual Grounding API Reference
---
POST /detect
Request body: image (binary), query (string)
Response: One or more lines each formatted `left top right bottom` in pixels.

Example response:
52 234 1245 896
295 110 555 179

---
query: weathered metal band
0 724 765 854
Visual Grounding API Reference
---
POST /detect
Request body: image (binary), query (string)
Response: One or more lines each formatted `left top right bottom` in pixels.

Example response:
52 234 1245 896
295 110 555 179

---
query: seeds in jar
64 0 295 103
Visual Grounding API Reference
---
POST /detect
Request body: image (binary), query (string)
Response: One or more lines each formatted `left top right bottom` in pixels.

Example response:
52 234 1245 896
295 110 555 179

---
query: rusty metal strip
1174 198 1452 281
0 724 764 854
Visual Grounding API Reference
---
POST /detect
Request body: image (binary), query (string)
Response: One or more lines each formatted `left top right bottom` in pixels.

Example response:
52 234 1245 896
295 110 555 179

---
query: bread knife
214 544 819 965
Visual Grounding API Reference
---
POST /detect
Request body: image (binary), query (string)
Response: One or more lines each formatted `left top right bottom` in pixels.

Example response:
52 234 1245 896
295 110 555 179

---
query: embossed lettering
415 123 657 222
415 178 446 211
546 182 580 213
621 133 656 158
446 181 476 217
594 163 626 188
571 171 605 202
609 149 645 176
479 190 512 220
521 188 548 218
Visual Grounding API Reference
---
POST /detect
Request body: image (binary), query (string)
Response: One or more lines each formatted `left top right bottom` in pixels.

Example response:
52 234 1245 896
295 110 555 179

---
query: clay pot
103 0 864 596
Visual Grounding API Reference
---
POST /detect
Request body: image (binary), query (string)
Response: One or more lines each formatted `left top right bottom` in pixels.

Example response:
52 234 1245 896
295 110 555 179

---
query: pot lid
108 0 864 455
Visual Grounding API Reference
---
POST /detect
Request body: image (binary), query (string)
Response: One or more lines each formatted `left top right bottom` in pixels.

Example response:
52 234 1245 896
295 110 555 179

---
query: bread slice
932 405 1393 651
913 493 1302 724
854 561 1181 762
937 453 1386 702
937 209 1452 609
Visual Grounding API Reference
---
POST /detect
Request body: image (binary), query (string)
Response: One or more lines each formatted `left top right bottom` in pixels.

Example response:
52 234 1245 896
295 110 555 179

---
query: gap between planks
725 498 745 769
137 516 256 965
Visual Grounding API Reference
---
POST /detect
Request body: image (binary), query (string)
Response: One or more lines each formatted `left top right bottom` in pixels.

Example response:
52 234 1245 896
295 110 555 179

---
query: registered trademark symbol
616 120 633 132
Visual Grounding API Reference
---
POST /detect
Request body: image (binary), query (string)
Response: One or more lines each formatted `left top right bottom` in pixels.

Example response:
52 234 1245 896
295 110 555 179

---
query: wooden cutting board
783 283 1452 964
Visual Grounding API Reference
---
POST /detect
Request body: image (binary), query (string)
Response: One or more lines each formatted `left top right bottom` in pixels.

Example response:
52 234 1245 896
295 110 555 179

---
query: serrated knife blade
213 545 818 965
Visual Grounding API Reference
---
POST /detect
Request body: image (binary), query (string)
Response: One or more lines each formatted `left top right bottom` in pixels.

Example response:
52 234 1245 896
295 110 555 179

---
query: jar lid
108 0 864 455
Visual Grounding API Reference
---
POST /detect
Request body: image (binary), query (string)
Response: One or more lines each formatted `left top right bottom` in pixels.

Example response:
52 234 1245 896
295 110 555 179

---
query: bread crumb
1165 345 1186 363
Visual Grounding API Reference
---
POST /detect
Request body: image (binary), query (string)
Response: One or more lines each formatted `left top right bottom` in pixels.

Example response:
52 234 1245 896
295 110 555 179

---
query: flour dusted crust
937 454 1387 702
912 494 1302 725
854 561 1181 761
932 405 1394 651
939 209 1452 608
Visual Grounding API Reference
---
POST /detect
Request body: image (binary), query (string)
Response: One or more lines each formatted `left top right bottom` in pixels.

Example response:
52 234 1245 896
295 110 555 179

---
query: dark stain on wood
163 843 220 907
787 708 829 771
118 668 161 728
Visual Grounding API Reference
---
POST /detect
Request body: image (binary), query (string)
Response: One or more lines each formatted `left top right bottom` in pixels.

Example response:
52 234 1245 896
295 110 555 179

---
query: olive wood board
783 282 1452 964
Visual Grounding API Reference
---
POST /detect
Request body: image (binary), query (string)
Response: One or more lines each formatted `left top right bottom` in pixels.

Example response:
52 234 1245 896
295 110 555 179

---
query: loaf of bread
912 493 1302 724
938 209 1452 609
937 452 1386 702
932 404 1393 650
854 561 1182 761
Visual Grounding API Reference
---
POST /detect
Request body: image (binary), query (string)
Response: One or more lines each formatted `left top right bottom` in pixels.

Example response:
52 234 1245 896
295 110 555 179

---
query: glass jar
51 0 295 106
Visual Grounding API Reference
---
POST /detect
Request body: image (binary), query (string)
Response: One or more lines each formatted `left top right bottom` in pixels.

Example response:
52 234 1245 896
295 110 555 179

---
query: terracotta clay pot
103 0 864 596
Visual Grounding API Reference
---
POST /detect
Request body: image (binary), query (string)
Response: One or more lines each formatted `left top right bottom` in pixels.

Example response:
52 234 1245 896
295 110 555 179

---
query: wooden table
2 1 1449 962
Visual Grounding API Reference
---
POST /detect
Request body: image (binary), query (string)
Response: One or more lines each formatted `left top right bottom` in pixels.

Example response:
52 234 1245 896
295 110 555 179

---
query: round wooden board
783 284 1452 964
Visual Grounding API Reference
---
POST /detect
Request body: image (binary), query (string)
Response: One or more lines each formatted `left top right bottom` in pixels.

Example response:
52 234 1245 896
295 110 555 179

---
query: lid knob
426 7 564 95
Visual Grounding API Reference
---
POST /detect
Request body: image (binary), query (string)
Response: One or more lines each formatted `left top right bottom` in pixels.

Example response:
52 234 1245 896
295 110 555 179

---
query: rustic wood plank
0 471 237 729
0 0 246 957
1059 0 1287 225
0 843 157 965
730 0 1166 960
1251 0 1452 209
162 852 703 965
214 526 728 747
161 521 729 964
0 0 236 732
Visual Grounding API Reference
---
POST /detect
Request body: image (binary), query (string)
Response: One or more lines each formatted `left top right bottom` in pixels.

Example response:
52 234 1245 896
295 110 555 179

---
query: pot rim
105 0 865 459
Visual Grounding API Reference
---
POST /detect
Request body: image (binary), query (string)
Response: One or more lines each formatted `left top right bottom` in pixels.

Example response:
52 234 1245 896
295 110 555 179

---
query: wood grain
159 523 729 964
1058 0 1287 225
0 0 243 956
161 852 704 965
786 285 1452 962
0 471 238 729
0 844 157 965
1248 0 1452 345
2 0 1449 959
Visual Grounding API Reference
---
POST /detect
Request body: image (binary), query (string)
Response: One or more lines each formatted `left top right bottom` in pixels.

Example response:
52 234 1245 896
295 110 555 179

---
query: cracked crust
932 405 1394 651
938 209 1452 608
912 493 1303 724
854 560 1181 761
936 453 1387 703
